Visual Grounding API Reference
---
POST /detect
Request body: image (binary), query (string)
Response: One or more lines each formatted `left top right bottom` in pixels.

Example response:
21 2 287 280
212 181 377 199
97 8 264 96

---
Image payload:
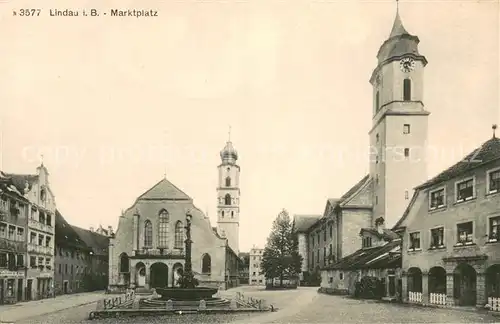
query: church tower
369 5 429 229
217 133 240 254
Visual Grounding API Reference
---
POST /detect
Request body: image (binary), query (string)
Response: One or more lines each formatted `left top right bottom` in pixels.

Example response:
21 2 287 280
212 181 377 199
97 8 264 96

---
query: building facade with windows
8 164 56 301
72 225 111 292
249 247 264 285
0 173 30 305
54 210 93 295
395 134 500 308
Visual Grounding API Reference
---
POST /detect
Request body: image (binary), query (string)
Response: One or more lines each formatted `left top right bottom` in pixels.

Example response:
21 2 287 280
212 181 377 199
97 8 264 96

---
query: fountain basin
155 287 218 301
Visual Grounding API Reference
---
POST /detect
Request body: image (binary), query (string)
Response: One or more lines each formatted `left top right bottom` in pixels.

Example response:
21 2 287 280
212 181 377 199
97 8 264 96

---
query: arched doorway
428 266 446 294
486 264 500 298
407 267 423 293
150 262 169 289
172 263 183 287
453 263 477 306
135 262 146 287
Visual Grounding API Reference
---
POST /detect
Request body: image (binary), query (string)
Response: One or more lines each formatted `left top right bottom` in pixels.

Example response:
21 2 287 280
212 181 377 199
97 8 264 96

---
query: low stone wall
234 291 270 310
318 287 349 295
96 289 135 310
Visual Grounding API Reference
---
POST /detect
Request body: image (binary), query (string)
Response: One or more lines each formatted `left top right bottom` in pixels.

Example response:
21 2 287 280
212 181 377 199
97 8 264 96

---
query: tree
261 209 303 286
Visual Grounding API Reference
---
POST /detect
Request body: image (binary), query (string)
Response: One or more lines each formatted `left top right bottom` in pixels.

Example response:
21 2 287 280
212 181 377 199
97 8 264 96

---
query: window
329 244 333 257
375 91 380 111
489 216 500 241
317 232 320 243
202 254 211 273
174 221 184 248
38 234 44 246
224 194 231 205
375 196 378 205
119 253 130 272
362 236 372 248
456 221 473 245
158 209 169 247
456 178 474 202
45 236 51 247
329 225 333 237
409 232 421 250
312 236 314 246
8 225 14 239
339 272 344 280
323 247 326 266
403 78 411 101
404 148 410 158
430 188 445 209
376 155 379 164
430 227 444 248
231 211 234 218
39 211 46 224
221 211 224 218
376 174 379 184
311 252 314 266
376 133 379 143
323 228 326 242
144 220 153 247
17 254 24 267
316 250 319 263
17 227 24 240
38 257 43 266
403 124 410 134
46 213 52 226
405 190 409 200
0 223 6 237
488 169 500 194
30 256 36 268
0 253 6 267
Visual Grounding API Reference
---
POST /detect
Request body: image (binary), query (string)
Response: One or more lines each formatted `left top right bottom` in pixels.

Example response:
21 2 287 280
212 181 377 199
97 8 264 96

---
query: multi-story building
0 172 30 304
292 214 321 281
7 164 56 301
72 225 111 291
54 210 93 295
249 246 264 285
395 132 500 308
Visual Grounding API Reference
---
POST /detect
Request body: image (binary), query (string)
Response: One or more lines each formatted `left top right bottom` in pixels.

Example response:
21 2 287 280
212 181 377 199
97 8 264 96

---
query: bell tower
369 3 430 228
216 128 240 254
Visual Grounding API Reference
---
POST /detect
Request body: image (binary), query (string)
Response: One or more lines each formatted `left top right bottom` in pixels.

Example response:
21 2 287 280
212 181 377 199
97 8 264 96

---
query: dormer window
362 236 372 248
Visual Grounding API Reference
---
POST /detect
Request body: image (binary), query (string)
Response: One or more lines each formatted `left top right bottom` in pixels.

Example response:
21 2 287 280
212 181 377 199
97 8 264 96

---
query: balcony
28 219 54 234
131 248 184 259
27 243 53 256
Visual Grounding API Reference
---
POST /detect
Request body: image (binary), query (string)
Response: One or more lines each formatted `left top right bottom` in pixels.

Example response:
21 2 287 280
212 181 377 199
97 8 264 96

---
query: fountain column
133 209 140 252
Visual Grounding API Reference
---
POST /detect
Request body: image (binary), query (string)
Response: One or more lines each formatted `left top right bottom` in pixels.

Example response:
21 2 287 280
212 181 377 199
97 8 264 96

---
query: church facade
108 140 241 291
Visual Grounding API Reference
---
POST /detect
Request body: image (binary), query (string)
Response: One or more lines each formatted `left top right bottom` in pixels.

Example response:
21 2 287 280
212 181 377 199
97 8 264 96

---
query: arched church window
225 177 231 187
119 253 129 273
224 194 231 205
375 91 380 111
202 254 211 273
403 78 411 101
158 209 170 247
144 220 153 247
174 221 183 248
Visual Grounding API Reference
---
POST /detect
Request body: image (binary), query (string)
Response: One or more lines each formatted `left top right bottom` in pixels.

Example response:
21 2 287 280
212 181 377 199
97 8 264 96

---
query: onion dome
220 141 238 165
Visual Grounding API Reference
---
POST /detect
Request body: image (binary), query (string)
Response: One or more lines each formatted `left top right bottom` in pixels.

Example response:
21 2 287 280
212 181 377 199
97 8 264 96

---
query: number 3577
19 9 41 16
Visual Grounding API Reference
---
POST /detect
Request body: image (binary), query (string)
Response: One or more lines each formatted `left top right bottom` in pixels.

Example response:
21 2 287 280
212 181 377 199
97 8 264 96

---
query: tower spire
389 0 409 38
493 124 498 139
228 125 231 142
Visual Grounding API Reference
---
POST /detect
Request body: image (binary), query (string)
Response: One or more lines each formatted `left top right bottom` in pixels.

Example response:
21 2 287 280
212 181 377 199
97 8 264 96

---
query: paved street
7 286 500 323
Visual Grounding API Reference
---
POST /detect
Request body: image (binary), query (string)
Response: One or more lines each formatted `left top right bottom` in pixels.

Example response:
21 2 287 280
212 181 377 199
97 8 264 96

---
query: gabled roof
0 175 30 202
55 210 90 250
416 137 500 190
3 173 38 193
293 215 322 233
71 226 109 256
339 175 370 204
359 228 400 241
138 178 191 201
323 239 401 271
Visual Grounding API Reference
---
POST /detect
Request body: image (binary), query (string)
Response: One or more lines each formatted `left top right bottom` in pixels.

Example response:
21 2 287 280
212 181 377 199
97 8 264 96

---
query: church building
303 5 430 297
108 139 242 292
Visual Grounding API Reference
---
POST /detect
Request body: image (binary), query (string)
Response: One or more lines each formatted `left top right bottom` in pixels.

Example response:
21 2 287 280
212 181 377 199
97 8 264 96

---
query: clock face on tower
400 57 415 73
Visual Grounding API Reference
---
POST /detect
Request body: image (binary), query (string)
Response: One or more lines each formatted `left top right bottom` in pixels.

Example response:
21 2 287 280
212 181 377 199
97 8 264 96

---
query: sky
0 0 498 252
